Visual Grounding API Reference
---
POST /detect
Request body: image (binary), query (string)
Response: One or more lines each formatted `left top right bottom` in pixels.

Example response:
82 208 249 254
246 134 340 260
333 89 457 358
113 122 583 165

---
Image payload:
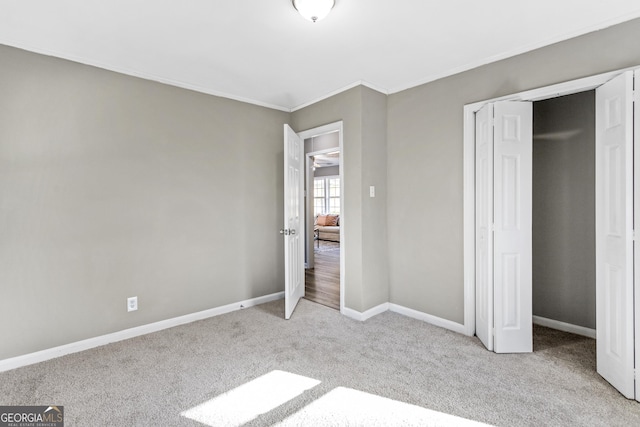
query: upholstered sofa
315 214 340 242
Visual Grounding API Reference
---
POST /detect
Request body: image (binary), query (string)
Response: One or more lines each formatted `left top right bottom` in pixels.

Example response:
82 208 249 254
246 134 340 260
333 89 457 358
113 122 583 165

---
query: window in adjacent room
313 176 340 216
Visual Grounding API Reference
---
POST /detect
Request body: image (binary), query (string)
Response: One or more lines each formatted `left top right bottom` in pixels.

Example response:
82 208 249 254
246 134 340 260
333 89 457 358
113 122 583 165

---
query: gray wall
293 87 364 310
304 132 339 154
314 166 339 177
304 132 340 177
0 44 289 360
387 18 640 324
292 85 389 312
361 87 390 310
5 16 640 360
532 91 596 329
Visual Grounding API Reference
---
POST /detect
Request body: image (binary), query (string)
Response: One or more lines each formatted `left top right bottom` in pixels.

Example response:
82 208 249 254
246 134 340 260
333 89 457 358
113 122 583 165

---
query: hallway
304 241 340 310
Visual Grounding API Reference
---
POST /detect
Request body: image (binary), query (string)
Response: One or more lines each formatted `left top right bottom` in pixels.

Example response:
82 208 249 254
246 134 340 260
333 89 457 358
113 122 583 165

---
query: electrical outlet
127 296 138 312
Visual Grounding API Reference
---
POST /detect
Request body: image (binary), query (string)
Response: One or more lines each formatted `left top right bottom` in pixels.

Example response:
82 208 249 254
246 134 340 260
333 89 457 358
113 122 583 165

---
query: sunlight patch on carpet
180 370 321 427
274 387 493 426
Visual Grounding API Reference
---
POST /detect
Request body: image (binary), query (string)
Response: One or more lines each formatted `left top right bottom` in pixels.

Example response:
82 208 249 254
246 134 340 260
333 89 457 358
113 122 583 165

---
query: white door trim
462 66 639 337
474 103 494 351
635 69 640 402
304 152 315 269
297 121 345 314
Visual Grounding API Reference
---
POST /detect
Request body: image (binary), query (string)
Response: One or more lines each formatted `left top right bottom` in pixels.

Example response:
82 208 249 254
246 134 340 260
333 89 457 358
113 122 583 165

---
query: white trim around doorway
462 66 639 336
297 121 345 314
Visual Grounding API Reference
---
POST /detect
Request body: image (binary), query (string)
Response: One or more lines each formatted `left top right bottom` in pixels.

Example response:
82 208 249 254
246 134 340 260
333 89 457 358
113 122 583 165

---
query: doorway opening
531 90 597 367
303 132 341 310
464 67 639 400
295 121 345 313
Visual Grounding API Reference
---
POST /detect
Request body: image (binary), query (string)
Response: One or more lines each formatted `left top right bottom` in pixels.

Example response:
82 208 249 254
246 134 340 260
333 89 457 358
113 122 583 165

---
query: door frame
462 65 640 397
297 121 345 313
635 69 640 402
462 66 637 335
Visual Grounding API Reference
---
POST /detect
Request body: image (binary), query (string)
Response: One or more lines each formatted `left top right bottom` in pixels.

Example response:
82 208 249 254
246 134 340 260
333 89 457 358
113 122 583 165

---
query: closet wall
532 91 596 329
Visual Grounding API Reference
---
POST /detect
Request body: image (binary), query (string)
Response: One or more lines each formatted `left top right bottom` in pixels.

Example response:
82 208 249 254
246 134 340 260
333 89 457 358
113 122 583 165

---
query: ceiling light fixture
292 0 335 23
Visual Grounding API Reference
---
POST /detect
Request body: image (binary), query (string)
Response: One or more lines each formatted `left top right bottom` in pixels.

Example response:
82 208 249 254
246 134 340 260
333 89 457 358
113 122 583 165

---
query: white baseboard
343 303 390 321
533 315 596 339
388 304 466 335
0 292 284 373
342 302 466 336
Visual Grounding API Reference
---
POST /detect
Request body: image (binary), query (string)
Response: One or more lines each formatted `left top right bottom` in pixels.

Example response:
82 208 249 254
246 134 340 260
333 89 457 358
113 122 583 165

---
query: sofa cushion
317 215 329 226
317 214 339 226
325 214 339 226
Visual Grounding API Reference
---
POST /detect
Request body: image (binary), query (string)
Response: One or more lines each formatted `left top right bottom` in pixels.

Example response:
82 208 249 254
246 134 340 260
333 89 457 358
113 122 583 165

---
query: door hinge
490 223 495 232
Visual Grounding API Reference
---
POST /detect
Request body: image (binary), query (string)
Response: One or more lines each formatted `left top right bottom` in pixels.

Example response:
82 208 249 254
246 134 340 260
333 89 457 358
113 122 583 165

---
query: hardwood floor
304 241 340 310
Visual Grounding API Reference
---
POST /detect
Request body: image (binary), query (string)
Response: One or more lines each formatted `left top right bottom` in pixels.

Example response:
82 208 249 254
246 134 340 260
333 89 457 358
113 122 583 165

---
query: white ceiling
314 152 340 168
2 1 640 112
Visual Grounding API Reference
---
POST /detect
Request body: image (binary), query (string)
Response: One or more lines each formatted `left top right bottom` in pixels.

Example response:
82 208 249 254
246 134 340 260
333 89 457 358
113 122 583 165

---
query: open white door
475 104 494 351
493 101 533 354
596 71 635 399
283 125 305 320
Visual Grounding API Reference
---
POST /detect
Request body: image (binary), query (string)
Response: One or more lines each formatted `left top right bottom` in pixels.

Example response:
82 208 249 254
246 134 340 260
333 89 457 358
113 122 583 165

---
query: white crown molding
4 10 640 115
0 38 390 114
1 37 389 113
290 80 389 112
359 80 390 97
388 9 640 95
0 38 292 113
0 292 284 373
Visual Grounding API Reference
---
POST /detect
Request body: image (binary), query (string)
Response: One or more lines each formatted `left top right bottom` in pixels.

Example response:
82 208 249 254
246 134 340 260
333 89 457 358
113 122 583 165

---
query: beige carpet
1 299 639 426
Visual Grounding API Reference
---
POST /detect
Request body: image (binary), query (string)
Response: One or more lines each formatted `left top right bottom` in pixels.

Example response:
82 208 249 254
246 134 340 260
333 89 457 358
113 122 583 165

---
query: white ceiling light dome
292 0 336 23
